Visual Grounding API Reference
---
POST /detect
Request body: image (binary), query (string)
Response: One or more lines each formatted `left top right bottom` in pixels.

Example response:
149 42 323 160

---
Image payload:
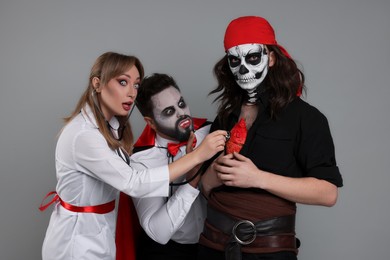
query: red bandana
223 16 301 96
224 16 291 58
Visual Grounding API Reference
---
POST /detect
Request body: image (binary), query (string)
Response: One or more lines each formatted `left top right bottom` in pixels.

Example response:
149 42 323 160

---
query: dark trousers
197 244 297 260
136 231 198 260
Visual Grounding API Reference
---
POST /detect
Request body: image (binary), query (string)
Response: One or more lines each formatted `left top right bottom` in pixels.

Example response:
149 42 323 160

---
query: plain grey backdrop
1 0 389 259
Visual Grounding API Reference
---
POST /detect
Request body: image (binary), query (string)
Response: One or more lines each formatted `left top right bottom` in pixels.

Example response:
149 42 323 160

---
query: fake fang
179 118 191 129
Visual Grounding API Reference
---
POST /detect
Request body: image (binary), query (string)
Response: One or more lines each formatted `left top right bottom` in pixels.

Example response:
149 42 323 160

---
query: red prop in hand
225 118 247 154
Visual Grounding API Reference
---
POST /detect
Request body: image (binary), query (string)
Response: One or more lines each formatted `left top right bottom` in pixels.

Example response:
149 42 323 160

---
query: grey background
1 0 389 259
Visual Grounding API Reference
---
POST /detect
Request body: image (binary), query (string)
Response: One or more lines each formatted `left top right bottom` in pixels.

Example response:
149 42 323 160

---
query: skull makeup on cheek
227 43 269 103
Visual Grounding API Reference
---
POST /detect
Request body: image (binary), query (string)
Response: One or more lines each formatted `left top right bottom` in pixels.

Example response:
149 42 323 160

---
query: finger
213 129 228 136
217 171 234 182
214 155 231 166
232 152 247 162
212 137 226 151
216 155 239 168
211 130 228 141
222 180 234 186
217 139 227 149
222 153 234 159
219 160 238 168
214 163 233 175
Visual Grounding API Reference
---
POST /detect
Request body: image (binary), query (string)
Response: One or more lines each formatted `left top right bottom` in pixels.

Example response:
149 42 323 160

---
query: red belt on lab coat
39 191 115 214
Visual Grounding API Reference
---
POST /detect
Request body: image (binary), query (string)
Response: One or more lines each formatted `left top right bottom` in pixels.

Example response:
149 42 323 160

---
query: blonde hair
64 52 144 153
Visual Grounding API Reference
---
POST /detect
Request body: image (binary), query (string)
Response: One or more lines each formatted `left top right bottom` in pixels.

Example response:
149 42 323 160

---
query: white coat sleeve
72 130 170 198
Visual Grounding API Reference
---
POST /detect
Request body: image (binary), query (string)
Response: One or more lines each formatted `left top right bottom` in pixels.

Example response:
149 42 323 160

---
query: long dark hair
210 45 305 128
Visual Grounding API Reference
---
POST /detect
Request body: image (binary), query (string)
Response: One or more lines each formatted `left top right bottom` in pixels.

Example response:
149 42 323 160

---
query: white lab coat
42 105 170 260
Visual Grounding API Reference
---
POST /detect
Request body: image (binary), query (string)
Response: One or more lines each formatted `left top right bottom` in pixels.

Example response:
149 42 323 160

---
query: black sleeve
297 107 343 187
209 116 221 132
199 117 223 175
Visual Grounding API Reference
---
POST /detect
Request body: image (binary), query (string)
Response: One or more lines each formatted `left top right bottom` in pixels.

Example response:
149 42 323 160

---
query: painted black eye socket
228 55 241 68
245 53 262 65
162 107 175 117
178 98 187 109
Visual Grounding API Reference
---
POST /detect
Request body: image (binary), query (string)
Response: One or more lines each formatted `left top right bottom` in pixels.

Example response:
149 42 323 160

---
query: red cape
115 118 207 260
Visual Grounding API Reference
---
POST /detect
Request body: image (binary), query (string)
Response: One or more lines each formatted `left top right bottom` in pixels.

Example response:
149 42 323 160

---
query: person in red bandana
198 16 343 260
117 73 212 260
39 53 227 260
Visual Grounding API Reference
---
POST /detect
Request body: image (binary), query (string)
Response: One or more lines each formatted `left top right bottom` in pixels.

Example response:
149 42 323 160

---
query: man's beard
156 115 194 142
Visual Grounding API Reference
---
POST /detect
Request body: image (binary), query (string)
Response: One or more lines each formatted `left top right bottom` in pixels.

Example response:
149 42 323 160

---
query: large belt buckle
232 220 257 245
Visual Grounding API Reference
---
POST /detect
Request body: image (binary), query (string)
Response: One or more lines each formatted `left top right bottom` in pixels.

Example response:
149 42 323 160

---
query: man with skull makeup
117 73 211 260
197 16 343 260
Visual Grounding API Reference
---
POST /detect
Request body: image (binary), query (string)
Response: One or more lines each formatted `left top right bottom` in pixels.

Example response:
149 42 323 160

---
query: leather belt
204 205 297 260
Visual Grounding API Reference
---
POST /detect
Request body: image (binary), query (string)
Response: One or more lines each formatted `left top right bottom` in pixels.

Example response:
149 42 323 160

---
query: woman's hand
214 152 263 188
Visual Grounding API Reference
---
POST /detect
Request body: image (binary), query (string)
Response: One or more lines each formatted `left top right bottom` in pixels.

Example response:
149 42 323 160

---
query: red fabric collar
134 118 207 148
167 136 197 157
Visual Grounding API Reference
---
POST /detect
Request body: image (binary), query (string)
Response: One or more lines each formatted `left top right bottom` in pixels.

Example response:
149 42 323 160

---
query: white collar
155 134 181 148
81 104 119 129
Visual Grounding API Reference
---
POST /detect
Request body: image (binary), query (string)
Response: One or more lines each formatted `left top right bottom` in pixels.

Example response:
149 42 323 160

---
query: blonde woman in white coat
40 52 227 260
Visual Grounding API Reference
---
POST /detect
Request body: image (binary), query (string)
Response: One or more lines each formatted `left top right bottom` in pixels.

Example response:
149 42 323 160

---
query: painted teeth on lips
238 76 256 82
179 119 190 128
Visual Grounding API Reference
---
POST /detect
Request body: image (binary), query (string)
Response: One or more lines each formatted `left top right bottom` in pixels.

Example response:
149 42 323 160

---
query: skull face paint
227 43 269 96
151 86 193 142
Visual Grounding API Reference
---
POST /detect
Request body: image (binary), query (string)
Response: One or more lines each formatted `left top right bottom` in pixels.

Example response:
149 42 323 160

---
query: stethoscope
92 89 232 184
91 89 136 141
169 131 230 187
91 89 135 164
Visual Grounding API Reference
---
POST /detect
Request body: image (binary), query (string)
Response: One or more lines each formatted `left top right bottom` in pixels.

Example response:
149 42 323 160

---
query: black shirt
211 93 343 187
